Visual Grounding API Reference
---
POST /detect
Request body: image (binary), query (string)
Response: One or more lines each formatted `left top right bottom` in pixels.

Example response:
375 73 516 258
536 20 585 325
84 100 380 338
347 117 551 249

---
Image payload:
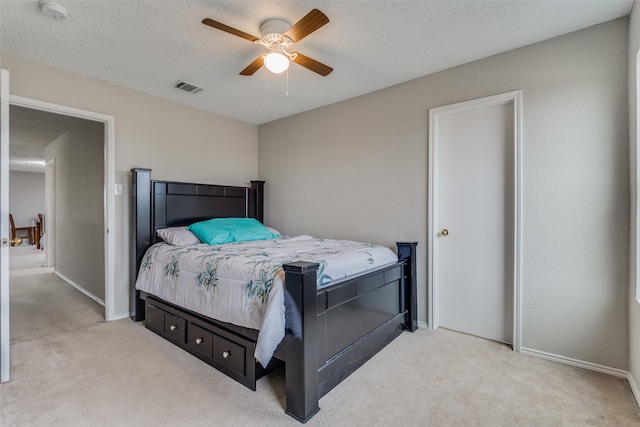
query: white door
1 69 10 382
428 91 522 348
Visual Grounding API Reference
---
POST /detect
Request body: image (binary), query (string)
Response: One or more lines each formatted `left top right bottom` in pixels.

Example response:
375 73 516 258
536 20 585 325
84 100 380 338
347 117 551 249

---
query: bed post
283 261 321 423
397 241 418 332
250 180 264 223
130 168 152 321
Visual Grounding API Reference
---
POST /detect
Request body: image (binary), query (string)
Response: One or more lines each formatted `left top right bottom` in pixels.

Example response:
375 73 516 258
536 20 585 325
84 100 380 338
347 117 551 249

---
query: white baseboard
54 271 105 307
522 348 640 408
521 347 628 378
54 271 130 321
109 312 130 321
627 371 640 407
414 327 640 408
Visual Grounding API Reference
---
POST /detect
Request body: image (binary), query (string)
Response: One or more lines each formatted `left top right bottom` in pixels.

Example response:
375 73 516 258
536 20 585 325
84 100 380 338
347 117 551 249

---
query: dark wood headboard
129 168 264 319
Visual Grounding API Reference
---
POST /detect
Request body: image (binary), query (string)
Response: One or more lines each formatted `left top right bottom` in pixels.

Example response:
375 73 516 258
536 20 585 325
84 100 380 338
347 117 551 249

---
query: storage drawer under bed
146 302 187 344
144 297 258 390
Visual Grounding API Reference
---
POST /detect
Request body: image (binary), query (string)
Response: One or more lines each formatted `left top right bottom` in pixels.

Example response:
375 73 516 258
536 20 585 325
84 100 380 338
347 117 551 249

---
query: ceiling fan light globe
264 52 289 74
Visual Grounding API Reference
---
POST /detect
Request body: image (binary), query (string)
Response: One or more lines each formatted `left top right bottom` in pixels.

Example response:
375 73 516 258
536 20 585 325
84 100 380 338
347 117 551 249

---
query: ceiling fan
202 9 333 77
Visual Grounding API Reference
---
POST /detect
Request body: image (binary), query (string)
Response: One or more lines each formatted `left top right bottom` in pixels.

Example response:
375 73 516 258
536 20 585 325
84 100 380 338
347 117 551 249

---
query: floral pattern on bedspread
135 235 398 367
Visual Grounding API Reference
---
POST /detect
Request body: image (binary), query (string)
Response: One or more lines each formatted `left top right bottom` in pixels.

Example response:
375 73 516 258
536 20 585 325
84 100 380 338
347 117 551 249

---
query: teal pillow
187 221 232 245
187 218 277 245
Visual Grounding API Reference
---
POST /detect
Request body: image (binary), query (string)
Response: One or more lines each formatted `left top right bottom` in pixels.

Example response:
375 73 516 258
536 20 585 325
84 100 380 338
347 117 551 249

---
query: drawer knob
170 325 178 331
222 351 230 359
195 338 203 345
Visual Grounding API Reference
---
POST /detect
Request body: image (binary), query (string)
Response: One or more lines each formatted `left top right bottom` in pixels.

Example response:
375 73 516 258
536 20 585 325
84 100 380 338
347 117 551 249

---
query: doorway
428 91 523 351
10 105 104 301
8 95 116 321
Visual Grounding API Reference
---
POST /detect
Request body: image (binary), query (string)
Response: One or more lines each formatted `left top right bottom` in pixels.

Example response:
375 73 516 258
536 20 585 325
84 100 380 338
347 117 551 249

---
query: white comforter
135 235 398 366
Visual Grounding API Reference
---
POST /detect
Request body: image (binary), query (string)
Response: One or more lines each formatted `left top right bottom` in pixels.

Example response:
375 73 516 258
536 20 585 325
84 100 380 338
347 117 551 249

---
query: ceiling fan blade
202 18 259 42
240 56 264 76
291 53 333 76
284 9 329 43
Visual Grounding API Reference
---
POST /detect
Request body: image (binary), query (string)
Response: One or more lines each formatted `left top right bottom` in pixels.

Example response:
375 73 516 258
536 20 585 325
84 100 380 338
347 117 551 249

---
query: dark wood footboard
282 242 417 422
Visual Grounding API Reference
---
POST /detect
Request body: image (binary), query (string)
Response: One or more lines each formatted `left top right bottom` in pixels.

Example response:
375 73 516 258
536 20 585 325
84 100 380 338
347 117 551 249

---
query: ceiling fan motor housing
260 19 293 47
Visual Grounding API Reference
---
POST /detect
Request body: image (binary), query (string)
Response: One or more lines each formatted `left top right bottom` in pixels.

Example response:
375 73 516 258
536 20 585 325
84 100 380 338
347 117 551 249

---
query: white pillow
157 226 200 245
265 226 280 236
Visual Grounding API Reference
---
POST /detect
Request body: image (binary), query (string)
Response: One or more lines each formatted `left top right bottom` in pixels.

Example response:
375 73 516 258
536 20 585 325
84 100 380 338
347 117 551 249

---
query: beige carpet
9 245 53 277
1 269 639 426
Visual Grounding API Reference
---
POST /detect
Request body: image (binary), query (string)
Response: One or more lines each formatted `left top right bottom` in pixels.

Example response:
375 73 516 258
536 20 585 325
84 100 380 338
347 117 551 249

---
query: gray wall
3 53 258 318
46 120 105 301
9 170 44 230
259 19 630 369
627 2 640 393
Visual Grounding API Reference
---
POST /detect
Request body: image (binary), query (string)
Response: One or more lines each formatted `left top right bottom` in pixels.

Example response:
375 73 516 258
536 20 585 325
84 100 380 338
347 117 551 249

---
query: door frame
9 94 116 321
1 69 10 382
428 90 523 351
45 158 55 268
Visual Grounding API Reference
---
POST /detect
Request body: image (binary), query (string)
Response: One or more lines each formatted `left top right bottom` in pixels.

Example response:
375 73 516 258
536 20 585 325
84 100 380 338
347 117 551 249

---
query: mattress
135 234 398 366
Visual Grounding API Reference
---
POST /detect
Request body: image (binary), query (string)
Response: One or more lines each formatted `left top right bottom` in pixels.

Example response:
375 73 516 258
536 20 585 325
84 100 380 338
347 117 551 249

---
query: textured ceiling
9 106 80 172
0 0 634 127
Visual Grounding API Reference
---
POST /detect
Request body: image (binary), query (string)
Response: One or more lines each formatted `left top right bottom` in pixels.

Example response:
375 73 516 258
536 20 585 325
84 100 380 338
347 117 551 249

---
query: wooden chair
35 213 44 249
9 214 35 246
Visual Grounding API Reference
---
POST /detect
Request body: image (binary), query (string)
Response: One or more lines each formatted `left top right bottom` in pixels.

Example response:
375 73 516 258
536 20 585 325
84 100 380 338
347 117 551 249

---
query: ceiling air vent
172 80 204 94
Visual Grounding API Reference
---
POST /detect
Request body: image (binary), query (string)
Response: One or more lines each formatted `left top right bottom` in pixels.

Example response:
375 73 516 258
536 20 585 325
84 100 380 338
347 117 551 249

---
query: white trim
54 271 105 307
108 311 130 321
521 347 640 409
1 69 11 383
628 372 640 407
428 90 523 351
635 49 640 303
427 105 439 330
45 158 55 268
103 111 116 321
8 95 117 321
521 347 630 379
513 91 523 352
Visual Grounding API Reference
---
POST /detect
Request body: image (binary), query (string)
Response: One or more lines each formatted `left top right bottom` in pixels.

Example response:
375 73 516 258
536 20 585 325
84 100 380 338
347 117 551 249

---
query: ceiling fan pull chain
286 68 289 96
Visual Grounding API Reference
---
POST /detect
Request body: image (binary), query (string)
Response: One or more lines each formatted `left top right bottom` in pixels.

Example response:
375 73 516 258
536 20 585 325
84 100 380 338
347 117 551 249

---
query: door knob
441 229 449 236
